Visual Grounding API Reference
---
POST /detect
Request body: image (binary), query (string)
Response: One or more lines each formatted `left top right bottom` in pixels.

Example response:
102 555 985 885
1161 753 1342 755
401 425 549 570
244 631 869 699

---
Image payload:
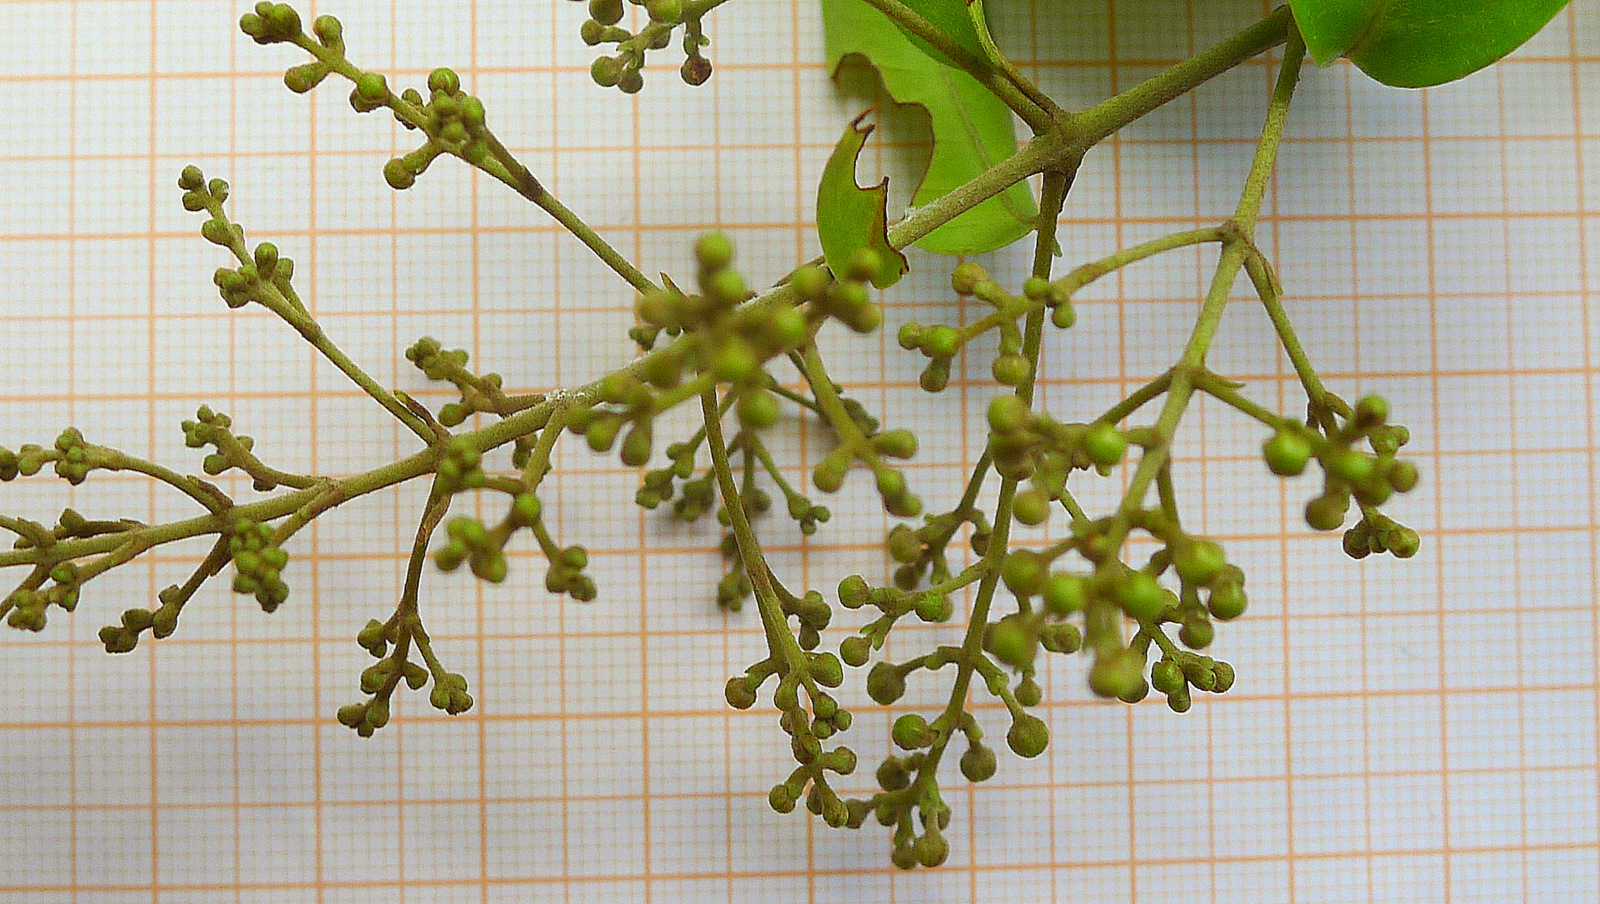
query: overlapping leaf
817 114 910 289
1290 0 1571 88
821 0 1036 256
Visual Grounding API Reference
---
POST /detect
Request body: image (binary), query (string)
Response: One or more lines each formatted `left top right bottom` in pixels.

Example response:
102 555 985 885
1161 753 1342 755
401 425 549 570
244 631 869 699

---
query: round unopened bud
1042 572 1087 615
1178 617 1214 650
922 325 959 359
1001 549 1048 597
1173 539 1226 587
1089 649 1143 700
1207 581 1247 620
681 55 713 86
1012 487 1050 526
1263 429 1312 476
992 353 1030 386
986 615 1037 670
590 55 623 88
724 676 757 710
867 661 906 704
588 0 625 26
840 635 871 667
960 742 997 782
1115 571 1165 621
916 831 949 868
1081 422 1128 467
1304 492 1349 531
1006 713 1049 758
838 574 870 609
950 262 987 295
892 714 931 750
695 232 734 271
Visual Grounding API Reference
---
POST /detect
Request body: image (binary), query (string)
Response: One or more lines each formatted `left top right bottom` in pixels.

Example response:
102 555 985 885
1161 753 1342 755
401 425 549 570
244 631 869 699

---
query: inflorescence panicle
0 0 1502 871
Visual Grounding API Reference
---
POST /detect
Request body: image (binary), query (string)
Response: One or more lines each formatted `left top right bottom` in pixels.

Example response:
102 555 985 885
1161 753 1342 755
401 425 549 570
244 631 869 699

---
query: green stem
925 166 1070 771
700 388 822 705
1075 7 1293 143
1108 29 1307 532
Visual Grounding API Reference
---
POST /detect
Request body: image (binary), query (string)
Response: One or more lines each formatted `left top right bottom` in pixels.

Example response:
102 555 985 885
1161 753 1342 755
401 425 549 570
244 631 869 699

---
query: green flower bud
1080 422 1127 468
960 742 998 782
1211 661 1236 693
1015 676 1043 707
992 353 1030 386
1166 686 1192 713
1263 429 1312 476
876 757 911 792
867 661 906 704
1051 301 1077 330
840 635 871 667
1043 572 1087 615
1207 581 1247 620
1006 713 1048 758
922 325 959 359
1001 549 1048 597
619 423 654 467
427 68 461 95
1089 649 1143 700
915 831 949 868
1328 450 1375 484
383 157 416 190
845 247 882 283
681 54 713 86
768 783 797 813
336 703 367 728
810 652 844 688
312 14 342 44
1116 571 1165 621
1354 394 1389 428
736 390 780 430
1173 539 1226 587
590 55 623 88
1386 459 1419 493
950 262 987 295
589 0 625 26
283 62 327 94
1012 488 1050 526
891 714 930 750
1387 526 1421 559
873 429 917 460
724 676 757 710
986 615 1037 670
1151 659 1185 695
1178 617 1214 650
838 574 870 609
913 591 952 623
1304 492 1349 531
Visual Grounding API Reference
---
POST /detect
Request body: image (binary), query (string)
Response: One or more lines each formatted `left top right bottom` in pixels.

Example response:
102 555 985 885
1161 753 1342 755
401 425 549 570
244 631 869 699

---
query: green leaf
816 114 909 290
822 0 1037 256
1289 0 1571 88
885 0 986 68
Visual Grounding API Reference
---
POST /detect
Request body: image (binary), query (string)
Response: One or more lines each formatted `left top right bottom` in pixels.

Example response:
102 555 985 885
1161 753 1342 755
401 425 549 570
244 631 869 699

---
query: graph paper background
0 1 1596 901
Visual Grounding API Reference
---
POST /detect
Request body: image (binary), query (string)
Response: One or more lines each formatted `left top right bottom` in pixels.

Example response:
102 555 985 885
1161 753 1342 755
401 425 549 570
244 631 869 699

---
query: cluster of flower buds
340 616 475 740
899 264 1076 392
238 1 303 44
726 644 855 827
4 562 81 633
98 590 184 654
987 394 1131 527
229 517 289 613
580 0 713 93
1263 394 1419 553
